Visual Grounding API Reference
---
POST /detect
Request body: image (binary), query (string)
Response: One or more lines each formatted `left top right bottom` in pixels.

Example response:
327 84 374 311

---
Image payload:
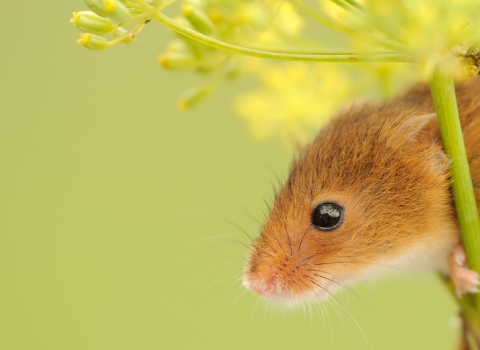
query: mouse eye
311 203 343 230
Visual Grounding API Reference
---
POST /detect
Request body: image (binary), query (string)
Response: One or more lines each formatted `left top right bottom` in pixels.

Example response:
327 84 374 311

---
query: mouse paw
448 243 480 297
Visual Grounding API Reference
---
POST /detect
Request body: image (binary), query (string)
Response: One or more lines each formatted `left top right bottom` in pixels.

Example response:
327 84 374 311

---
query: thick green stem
152 11 409 63
444 278 480 341
429 66 480 309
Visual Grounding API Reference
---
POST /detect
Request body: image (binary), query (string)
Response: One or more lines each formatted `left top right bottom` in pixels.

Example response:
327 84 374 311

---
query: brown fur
243 77 480 302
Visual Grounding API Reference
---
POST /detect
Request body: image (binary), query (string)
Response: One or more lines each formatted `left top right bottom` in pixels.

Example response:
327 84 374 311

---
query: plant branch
429 66 480 309
152 11 410 63
444 278 480 341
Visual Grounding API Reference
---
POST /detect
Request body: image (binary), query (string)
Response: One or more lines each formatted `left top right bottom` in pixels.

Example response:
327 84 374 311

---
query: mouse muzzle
243 238 342 302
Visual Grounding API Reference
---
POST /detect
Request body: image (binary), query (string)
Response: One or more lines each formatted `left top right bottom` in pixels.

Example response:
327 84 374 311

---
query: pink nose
245 275 277 297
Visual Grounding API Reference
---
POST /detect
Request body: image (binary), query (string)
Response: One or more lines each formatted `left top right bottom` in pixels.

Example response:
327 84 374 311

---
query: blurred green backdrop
0 1 459 349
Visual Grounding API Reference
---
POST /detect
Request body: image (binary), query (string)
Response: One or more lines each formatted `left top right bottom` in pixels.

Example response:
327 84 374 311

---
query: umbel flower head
71 0 480 141
158 0 308 110
70 0 170 50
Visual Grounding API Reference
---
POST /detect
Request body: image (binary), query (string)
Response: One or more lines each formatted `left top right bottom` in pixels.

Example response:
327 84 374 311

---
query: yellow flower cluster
234 0 480 143
319 0 480 64
236 62 348 142
71 0 480 143
71 0 172 50
159 0 306 109
235 60 417 144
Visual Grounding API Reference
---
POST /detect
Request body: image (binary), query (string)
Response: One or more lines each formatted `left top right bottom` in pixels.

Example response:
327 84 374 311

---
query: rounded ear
395 113 450 171
396 113 439 142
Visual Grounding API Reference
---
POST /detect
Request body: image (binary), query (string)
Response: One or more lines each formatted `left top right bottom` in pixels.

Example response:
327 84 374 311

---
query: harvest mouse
243 77 480 302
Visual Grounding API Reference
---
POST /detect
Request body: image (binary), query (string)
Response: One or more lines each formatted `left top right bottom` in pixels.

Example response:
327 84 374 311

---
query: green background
0 1 459 349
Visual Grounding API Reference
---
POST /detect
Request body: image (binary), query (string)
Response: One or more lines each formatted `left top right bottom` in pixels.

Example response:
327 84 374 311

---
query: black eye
311 202 343 230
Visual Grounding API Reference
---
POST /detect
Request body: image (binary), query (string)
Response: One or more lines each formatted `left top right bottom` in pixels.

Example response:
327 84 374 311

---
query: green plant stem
462 295 480 343
233 46 400 56
444 278 480 341
467 333 480 350
152 11 410 63
429 66 480 309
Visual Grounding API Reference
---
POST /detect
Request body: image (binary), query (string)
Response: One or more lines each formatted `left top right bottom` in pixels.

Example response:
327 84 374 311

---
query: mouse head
243 105 455 304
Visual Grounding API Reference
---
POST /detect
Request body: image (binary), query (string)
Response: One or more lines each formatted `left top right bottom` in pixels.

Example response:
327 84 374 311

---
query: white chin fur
353 236 457 285
295 236 456 304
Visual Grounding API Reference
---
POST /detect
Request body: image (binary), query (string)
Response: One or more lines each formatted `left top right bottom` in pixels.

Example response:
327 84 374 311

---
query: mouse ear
395 113 440 142
395 112 450 171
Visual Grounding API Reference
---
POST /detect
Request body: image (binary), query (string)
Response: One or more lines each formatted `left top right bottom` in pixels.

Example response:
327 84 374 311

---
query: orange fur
243 77 480 302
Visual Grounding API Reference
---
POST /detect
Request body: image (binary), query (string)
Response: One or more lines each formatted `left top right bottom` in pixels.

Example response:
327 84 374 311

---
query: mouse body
243 77 480 302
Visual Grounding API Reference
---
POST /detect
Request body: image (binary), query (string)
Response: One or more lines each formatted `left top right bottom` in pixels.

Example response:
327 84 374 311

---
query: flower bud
178 86 212 110
84 0 108 17
196 56 222 74
159 51 198 70
71 11 113 35
77 33 109 50
166 39 196 54
182 5 216 34
103 0 131 23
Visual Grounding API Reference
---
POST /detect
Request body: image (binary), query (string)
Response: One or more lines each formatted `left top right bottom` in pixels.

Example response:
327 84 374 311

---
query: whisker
179 208 255 245
297 229 308 253
261 197 273 219
191 162 260 229
283 217 294 257
309 271 367 297
314 299 327 329
301 252 323 262
321 302 333 341
298 278 333 338
306 300 313 328
229 273 245 286
205 275 226 291
308 268 405 349
196 234 250 250
262 239 278 255
326 296 346 341
214 131 281 183
196 234 230 247
303 275 372 349
256 247 275 258
224 238 250 249
230 288 249 309
304 275 345 339
251 298 261 321
312 260 412 274
271 231 286 252
219 217 255 243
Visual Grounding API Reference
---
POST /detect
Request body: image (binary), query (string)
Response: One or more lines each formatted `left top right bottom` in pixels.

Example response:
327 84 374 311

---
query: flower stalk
152 11 410 63
429 65 480 311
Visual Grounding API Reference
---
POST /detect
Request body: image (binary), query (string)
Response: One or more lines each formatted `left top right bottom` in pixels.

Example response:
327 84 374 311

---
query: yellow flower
70 11 113 35
235 58 418 143
71 0 480 142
